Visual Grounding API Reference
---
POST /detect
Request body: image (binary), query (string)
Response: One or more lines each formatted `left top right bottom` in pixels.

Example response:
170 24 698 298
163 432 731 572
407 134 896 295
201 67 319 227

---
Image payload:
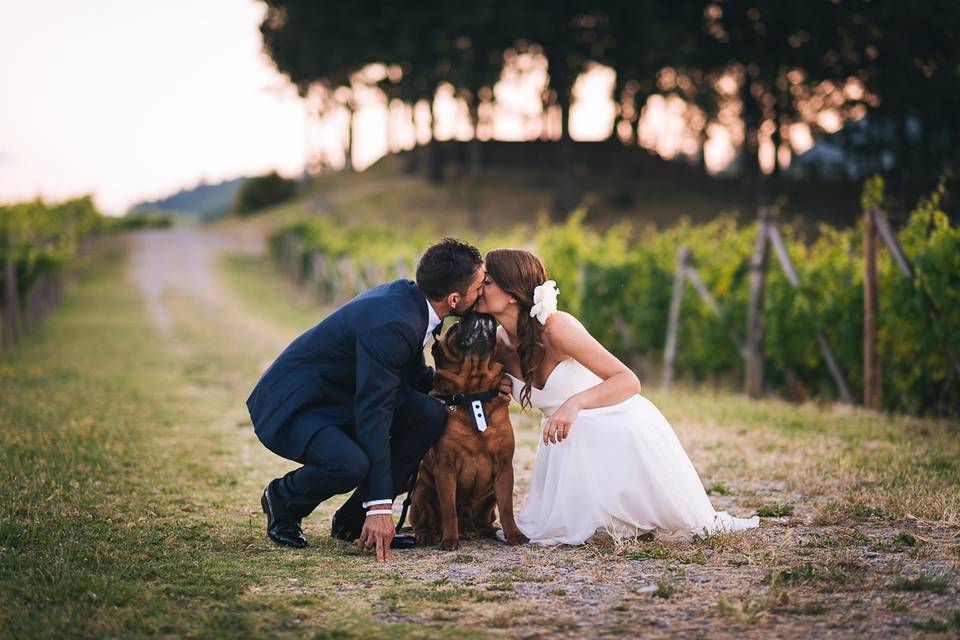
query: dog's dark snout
457 313 497 355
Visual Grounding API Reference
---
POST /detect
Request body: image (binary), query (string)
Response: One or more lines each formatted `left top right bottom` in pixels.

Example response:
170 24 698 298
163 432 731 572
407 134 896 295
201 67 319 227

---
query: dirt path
118 226 959 639
128 226 259 333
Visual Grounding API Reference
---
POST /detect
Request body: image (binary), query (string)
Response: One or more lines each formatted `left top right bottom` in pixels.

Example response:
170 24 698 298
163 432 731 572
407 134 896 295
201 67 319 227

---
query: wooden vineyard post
767 224 854 404
745 208 771 398
663 247 691 388
662 248 746 389
307 251 328 299
873 208 960 381
685 265 747 355
863 207 881 410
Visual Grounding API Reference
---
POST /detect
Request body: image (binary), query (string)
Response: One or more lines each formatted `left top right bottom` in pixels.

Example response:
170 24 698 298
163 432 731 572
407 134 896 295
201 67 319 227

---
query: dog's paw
440 537 461 551
504 530 529 546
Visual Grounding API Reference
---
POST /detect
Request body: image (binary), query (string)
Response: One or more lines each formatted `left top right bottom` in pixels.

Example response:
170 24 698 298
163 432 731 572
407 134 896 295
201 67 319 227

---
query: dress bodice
505 358 603 416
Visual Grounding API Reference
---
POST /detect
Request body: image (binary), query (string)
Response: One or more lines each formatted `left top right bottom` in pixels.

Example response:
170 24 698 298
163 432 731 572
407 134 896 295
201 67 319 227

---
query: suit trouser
270 391 447 528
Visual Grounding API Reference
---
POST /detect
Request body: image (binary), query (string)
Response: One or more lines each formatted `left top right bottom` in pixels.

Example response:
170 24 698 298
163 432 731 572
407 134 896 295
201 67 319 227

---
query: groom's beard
449 299 478 317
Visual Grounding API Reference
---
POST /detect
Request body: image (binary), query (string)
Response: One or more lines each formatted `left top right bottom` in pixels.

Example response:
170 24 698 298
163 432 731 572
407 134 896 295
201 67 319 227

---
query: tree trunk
425 100 443 183
466 100 482 228
770 113 783 177
467 100 483 181
343 100 354 172
400 101 418 173
557 92 571 144
739 80 762 189
553 80 578 217
697 125 709 175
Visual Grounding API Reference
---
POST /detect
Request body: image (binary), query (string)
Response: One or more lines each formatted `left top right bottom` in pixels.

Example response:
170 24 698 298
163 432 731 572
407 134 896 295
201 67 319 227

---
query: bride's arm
542 312 641 444
547 312 641 409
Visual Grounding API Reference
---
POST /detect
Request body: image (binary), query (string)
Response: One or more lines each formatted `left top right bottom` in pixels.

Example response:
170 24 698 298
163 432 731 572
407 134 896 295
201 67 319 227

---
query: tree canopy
259 0 959 195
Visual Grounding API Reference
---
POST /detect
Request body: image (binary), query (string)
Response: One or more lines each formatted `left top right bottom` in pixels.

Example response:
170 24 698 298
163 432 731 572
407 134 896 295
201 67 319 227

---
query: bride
474 248 760 545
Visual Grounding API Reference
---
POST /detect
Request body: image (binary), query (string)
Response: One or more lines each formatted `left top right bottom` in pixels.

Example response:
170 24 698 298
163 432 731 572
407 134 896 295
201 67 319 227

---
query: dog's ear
445 322 462 358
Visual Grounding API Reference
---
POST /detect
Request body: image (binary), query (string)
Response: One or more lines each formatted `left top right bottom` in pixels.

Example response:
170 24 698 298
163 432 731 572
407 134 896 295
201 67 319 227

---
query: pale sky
0 2 779 215
0 0 307 214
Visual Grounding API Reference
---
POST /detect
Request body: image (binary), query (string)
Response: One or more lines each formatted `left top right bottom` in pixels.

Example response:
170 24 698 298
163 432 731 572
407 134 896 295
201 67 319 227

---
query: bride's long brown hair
484 248 549 410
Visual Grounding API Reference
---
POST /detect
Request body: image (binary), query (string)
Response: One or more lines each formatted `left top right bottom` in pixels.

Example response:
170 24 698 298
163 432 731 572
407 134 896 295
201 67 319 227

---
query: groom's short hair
416 238 483 301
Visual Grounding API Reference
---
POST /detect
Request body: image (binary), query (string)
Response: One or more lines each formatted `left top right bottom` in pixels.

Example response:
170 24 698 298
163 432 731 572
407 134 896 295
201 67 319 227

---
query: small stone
636 584 658 594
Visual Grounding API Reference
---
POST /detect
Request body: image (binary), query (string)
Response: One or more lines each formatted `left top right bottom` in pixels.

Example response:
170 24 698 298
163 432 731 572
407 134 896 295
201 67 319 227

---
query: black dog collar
434 390 499 432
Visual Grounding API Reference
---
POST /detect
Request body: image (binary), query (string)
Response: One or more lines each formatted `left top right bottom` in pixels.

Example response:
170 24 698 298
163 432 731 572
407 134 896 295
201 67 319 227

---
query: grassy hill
215 141 880 245
130 176 247 222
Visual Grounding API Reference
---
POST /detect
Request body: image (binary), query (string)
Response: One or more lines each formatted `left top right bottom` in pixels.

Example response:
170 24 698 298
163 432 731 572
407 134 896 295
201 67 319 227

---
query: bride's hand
543 399 580 445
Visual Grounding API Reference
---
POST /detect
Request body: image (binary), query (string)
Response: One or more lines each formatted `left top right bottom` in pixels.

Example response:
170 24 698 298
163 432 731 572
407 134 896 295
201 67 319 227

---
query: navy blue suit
246 279 446 523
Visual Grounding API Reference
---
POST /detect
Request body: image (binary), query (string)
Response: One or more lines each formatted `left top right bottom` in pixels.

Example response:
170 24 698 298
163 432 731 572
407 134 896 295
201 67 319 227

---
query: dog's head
431 312 498 370
431 313 503 394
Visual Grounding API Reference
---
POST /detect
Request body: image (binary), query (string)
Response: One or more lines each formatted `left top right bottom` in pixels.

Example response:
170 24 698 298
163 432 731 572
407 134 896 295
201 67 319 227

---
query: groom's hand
359 512 394 563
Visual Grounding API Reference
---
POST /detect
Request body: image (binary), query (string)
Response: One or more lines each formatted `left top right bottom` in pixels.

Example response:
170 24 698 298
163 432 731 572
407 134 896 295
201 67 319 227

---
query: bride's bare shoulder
542 311 586 340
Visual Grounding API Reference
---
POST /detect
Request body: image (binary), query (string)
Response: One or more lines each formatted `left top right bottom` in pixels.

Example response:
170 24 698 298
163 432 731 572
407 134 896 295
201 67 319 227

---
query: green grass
910 612 960 633
801 530 868 550
715 596 768 624
762 557 865 588
623 542 674 560
653 576 676 599
0 237 493 639
3 227 959 639
219 251 330 335
769 603 830 616
892 573 952 595
756 504 795 518
706 481 732 496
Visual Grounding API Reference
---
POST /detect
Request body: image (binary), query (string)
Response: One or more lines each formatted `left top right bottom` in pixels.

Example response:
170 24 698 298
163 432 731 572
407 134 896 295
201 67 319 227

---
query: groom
246 238 492 562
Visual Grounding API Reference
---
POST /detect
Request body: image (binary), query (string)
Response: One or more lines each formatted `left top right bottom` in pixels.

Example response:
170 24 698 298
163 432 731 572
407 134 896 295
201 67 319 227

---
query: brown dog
410 313 528 550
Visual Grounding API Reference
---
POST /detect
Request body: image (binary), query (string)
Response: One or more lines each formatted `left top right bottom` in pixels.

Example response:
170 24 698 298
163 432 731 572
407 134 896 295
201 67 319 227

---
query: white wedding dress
507 358 760 545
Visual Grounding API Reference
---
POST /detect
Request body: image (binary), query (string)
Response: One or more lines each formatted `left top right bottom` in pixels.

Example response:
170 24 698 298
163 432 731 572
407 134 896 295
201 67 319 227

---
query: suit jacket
245 279 435 502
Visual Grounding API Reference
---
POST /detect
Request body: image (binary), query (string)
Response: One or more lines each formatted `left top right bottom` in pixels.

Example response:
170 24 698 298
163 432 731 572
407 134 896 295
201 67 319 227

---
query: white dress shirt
362 296 442 511
423 297 441 346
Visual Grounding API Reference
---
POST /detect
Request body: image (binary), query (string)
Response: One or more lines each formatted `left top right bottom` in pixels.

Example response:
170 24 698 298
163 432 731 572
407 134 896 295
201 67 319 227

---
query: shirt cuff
361 499 393 509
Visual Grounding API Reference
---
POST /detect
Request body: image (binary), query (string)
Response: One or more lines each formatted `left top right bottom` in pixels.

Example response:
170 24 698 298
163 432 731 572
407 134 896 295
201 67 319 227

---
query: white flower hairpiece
530 280 559 325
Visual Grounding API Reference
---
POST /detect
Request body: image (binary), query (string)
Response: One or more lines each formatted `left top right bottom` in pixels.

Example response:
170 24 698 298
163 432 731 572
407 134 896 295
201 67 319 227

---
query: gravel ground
128 226 960 639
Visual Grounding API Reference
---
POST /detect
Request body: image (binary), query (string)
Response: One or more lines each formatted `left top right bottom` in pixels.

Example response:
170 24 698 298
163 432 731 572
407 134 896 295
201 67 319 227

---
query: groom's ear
445 291 460 310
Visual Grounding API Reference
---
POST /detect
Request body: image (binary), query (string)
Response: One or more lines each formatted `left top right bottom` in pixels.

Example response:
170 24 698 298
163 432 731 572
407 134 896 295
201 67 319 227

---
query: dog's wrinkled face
431 313 498 372
432 313 503 396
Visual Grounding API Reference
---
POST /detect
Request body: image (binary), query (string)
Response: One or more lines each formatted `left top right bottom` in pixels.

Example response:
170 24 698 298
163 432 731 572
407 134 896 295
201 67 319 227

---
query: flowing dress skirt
516 393 759 545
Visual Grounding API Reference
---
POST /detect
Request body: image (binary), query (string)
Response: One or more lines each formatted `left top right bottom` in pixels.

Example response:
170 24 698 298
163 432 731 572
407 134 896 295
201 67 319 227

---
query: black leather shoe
261 485 308 549
330 510 363 542
390 534 418 550
331 513 417 549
